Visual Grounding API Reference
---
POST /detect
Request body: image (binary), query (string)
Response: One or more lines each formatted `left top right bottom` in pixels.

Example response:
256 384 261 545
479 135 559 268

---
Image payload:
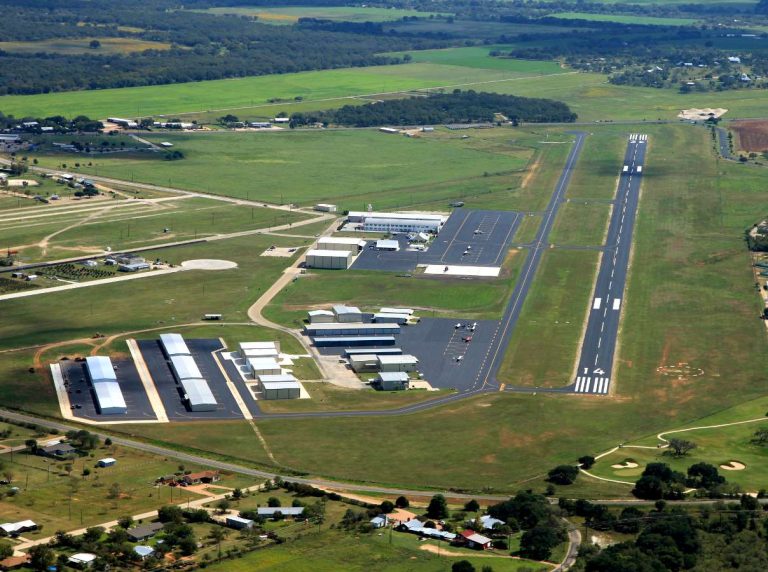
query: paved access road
571 134 647 396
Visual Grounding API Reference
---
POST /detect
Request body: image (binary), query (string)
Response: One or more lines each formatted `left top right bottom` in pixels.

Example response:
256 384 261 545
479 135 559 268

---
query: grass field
396 46 565 73
199 6 449 24
0 37 172 55
548 12 698 26
30 130 535 208
549 202 612 247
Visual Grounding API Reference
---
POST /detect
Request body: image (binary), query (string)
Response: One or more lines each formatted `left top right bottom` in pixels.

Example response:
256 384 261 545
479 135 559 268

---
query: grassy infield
0 46 766 499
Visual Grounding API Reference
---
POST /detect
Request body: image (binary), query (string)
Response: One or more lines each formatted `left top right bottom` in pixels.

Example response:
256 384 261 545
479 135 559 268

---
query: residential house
181 471 220 485
127 522 164 542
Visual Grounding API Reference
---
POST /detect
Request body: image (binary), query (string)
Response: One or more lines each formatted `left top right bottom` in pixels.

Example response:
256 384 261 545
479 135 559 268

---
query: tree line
289 90 577 127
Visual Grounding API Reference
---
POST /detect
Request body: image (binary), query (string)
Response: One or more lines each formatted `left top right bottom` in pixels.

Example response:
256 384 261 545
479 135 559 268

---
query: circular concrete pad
720 460 746 471
181 259 238 270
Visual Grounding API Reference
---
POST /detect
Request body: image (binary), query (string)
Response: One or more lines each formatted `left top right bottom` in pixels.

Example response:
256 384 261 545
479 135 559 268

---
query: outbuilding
133 546 155 560
308 310 335 323
0 520 37 537
332 305 363 323
68 553 97 568
226 515 254 530
257 506 305 519
96 457 116 468
314 203 337 213
377 354 418 372
375 372 410 391
305 249 352 270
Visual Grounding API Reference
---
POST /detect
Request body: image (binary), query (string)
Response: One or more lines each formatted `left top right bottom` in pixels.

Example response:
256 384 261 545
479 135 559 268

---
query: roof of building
380 307 414 315
370 515 388 526
402 519 423 531
242 348 279 358
93 381 127 412
345 347 403 356
422 528 457 541
134 546 154 557
185 470 219 481
159 333 190 356
378 372 410 382
240 342 277 350
85 356 116 383
179 378 217 407
170 355 203 380
69 553 97 564
332 305 362 315
317 237 366 247
366 218 441 227
378 354 418 365
306 249 352 258
258 374 298 383
480 515 505 530
374 313 410 321
226 515 254 525
349 354 379 362
307 310 334 317
308 323 399 332
98 457 116 464
349 212 445 221
261 381 302 390
257 507 305 516
248 357 281 370
376 240 400 249
464 532 493 545
0 520 36 534
127 522 164 539
313 336 396 343
40 443 76 454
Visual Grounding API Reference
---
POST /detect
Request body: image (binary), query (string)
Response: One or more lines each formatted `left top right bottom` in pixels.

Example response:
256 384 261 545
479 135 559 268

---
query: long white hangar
85 356 127 415
161 333 218 412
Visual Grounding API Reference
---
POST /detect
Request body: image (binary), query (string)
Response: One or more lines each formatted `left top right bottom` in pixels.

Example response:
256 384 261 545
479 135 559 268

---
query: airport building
308 310 335 323
314 203 337 213
316 237 364 253
376 371 410 391
179 378 217 412
248 357 282 376
159 333 190 357
312 336 396 347
258 374 301 400
304 322 400 336
373 312 409 324
305 249 352 270
349 354 380 373
165 348 218 412
85 356 127 415
332 304 363 323
347 211 446 234
378 354 419 372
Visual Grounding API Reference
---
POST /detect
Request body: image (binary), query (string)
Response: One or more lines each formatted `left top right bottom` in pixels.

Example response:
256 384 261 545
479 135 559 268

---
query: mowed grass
498 250 599 387
550 202 612 247
548 12 698 26
31 130 533 208
0 62 560 119
398 46 564 73
0 37 172 55
200 6 449 24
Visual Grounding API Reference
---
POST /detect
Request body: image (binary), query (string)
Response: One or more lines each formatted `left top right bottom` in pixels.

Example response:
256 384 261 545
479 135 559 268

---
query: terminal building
85 356 127 415
347 211 447 234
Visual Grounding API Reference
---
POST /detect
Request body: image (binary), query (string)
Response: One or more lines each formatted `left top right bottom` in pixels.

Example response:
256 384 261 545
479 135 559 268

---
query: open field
0 37 172 55
396 46 565 73
730 119 768 152
549 202 612 247
0 62 567 119
30 129 535 208
548 12 698 26
198 6 449 24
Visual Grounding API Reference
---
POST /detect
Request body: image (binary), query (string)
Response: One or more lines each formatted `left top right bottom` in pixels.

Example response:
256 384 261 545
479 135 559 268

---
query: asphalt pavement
570 134 647 396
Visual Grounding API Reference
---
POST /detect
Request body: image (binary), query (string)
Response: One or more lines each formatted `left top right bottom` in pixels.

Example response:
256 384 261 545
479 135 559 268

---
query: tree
427 494 448 519
452 561 476 572
547 465 579 485
585 542 666 572
613 507 644 534
89 40 101 49
207 527 228 559
0 543 12 559
25 439 38 452
667 439 697 457
104 437 112 447
267 497 281 507
395 495 409 508
380 500 395 514
686 463 725 490
520 524 565 560
464 499 480 512
751 427 768 445
578 455 596 469
28 544 55 572
158 505 184 523
117 516 134 529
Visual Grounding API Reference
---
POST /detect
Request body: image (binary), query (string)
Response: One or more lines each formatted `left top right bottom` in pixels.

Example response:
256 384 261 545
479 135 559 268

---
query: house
479 515 505 531
0 554 30 570
127 521 164 542
96 458 116 468
181 470 220 485
226 515 254 530
134 546 155 560
370 515 389 529
459 530 493 550
398 519 424 533
68 553 97 568
257 506 305 519
0 520 37 537
37 442 77 459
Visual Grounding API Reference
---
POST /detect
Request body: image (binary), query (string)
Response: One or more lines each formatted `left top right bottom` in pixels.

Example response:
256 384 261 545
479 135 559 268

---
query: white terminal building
347 211 447 234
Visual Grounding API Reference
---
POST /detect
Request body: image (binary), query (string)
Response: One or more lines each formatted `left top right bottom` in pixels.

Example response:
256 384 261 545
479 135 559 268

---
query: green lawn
548 12 698 26
199 6 450 24
398 46 565 73
29 130 533 209
549 202 612 247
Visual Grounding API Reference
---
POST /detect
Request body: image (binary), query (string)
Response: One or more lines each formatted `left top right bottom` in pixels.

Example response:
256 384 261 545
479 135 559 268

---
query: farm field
29 129 536 208
730 119 768 152
198 6 449 24
0 37 172 55
547 11 698 26
0 61 567 119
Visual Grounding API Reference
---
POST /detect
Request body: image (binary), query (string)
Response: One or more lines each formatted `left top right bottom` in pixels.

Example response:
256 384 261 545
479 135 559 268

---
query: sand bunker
611 461 639 469
181 259 237 270
720 460 746 471
678 108 728 120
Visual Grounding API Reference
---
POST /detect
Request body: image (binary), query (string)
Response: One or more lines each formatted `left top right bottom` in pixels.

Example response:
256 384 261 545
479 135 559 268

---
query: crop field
0 61 567 119
30 129 535 208
730 119 768 152
198 6 449 24
548 12 698 26
0 37 172 55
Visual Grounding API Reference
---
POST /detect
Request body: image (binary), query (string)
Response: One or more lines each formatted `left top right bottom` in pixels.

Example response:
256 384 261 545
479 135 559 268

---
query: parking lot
352 209 520 273
137 339 244 420
60 359 157 422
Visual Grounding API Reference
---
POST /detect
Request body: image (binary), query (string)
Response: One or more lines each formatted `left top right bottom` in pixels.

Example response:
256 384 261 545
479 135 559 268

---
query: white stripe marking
613 298 621 310
593 297 601 310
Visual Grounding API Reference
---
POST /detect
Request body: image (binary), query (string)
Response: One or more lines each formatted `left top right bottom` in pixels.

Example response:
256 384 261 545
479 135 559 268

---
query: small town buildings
307 309 335 323
314 203 338 213
332 305 363 323
377 354 418 373
68 553 97 568
127 522 164 542
257 506 305 518
316 237 365 253
226 515 255 530
259 375 301 400
305 249 352 269
376 372 410 391
133 546 155 560
0 520 37 537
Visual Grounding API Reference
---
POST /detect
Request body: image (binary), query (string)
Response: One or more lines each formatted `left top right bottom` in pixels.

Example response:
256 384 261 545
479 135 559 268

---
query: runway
570 134 647 395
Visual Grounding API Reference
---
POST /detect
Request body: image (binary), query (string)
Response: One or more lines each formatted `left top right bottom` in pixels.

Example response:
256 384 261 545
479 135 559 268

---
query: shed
314 203 337 213
461 530 493 550
159 333 190 357
0 520 37 536
479 515 505 530
305 249 352 270
226 515 254 530
68 553 97 568
376 372 410 391
85 356 116 384
375 239 400 251
370 515 389 528
307 310 335 323
349 354 380 373
179 378 217 412
248 357 281 376
377 354 419 372
93 381 127 415
332 305 363 323
96 457 116 468
170 355 203 381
